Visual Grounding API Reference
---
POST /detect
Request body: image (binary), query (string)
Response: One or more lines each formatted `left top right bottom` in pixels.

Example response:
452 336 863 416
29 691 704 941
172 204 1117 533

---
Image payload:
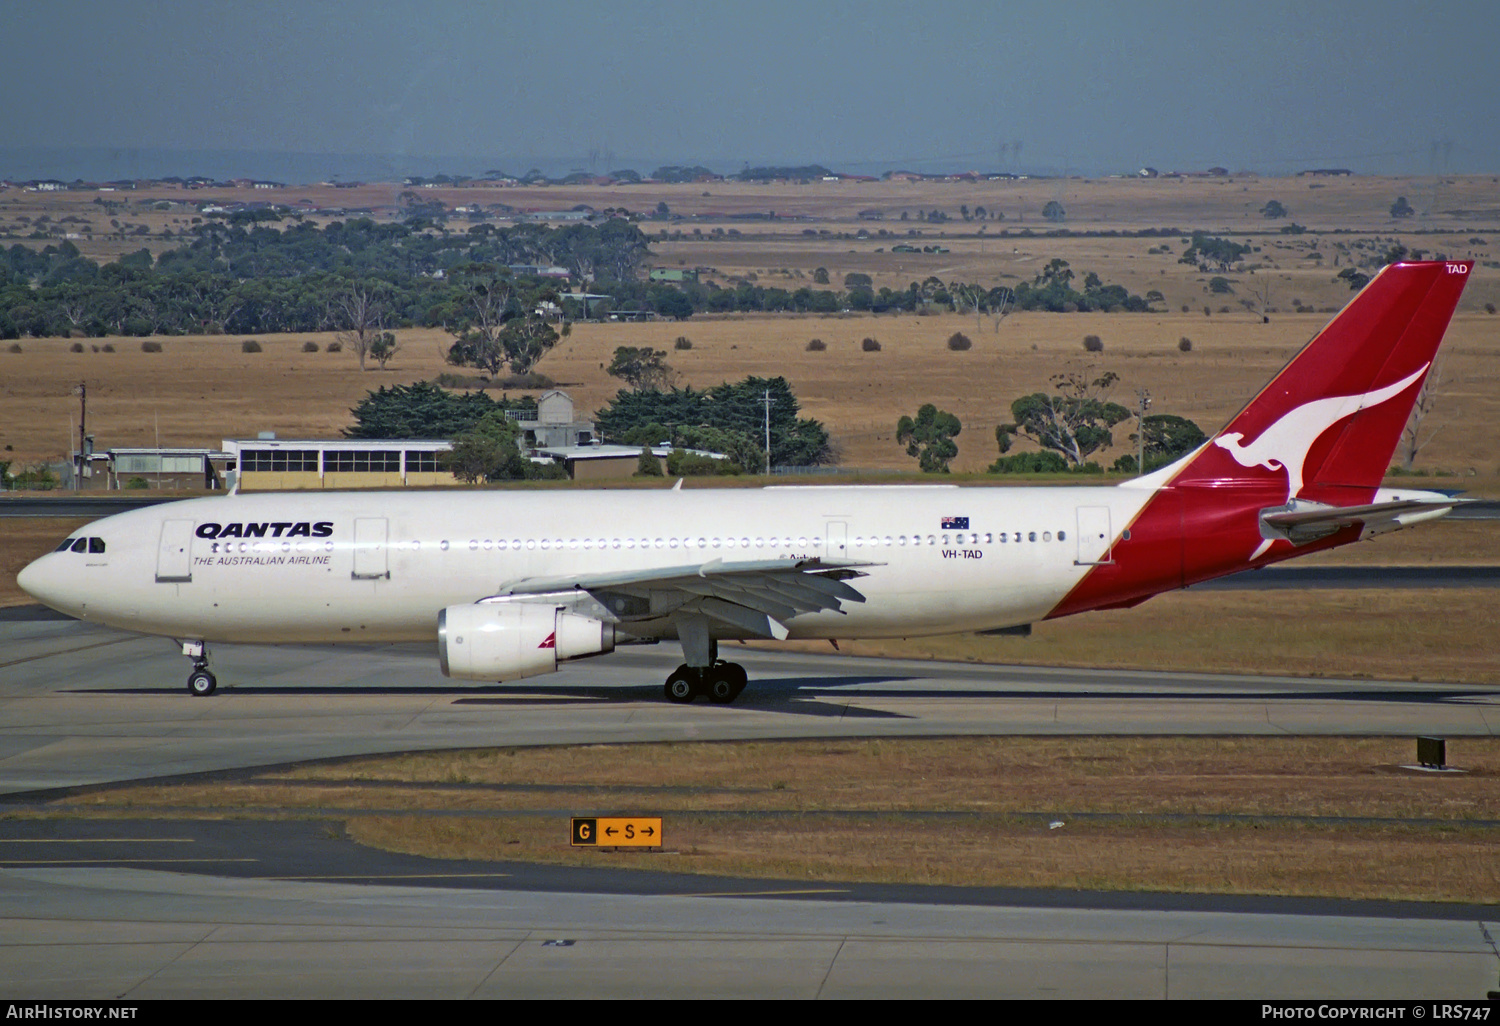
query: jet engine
439 602 615 681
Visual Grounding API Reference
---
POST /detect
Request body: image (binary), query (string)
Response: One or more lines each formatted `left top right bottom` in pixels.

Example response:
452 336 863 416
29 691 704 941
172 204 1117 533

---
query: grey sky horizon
4 0 1497 180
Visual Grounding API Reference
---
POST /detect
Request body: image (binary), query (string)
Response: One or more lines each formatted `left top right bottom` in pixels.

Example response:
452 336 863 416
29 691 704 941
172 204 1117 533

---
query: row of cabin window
206 540 337 554
447 531 1067 552
56 537 106 553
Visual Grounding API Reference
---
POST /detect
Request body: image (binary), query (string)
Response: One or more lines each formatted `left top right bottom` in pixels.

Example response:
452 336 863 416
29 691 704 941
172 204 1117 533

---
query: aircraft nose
16 556 43 599
17 554 75 614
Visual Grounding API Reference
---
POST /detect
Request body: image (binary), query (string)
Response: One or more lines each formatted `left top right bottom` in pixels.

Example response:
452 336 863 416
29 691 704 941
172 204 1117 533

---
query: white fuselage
20 485 1153 645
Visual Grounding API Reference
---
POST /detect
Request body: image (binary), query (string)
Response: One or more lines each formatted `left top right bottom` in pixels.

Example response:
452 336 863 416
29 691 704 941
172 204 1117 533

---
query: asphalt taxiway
1 612 1497 998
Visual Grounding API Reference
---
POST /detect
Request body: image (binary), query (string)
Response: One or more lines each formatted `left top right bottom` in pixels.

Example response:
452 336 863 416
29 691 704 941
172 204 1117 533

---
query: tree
367 331 399 369
606 346 673 391
1143 413 1206 461
444 267 516 375
441 410 532 483
653 289 694 320
813 267 830 285
987 286 1013 332
595 375 832 467
345 380 532 439
445 266 563 376
1390 196 1415 218
949 282 988 331
1260 200 1288 219
996 372 1129 467
1180 233 1250 272
1337 267 1371 291
1042 200 1066 223
334 284 386 371
896 404 961 473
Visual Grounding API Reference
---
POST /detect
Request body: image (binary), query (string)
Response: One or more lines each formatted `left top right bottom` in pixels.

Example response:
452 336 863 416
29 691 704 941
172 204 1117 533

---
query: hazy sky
5 0 1497 178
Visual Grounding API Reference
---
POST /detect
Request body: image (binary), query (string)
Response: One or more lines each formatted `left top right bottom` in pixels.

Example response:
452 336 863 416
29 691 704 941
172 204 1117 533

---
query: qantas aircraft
17 260 1473 703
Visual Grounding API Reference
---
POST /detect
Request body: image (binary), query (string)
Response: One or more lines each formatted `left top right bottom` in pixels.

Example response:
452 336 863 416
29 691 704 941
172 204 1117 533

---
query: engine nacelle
439 603 615 681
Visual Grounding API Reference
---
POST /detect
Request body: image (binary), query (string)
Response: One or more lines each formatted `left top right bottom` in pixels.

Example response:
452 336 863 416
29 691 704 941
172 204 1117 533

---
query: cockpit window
88 537 106 553
70 538 88 553
55 538 77 552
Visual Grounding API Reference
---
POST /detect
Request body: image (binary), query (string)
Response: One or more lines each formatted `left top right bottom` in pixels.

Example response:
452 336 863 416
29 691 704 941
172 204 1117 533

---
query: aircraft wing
491 557 877 641
1260 497 1465 544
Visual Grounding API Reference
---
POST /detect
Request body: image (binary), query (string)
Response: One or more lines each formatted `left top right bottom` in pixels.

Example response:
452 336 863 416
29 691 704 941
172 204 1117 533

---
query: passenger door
155 519 195 583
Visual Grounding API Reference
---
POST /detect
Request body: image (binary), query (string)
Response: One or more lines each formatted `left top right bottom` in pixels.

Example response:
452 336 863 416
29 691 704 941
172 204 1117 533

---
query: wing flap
491 556 878 629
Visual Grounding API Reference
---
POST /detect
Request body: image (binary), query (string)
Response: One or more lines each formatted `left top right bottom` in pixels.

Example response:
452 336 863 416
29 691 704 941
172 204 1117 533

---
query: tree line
0 216 651 339
343 376 834 480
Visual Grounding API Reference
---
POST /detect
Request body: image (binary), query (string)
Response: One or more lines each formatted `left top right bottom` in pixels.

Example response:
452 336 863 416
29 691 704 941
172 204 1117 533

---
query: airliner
18 261 1472 703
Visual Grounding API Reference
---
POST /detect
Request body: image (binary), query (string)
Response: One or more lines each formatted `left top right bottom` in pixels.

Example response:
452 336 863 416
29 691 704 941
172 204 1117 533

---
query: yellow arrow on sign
571 817 663 848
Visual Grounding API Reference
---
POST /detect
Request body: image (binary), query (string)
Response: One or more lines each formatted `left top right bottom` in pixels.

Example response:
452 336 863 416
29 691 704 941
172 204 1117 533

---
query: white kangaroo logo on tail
1214 363 1428 500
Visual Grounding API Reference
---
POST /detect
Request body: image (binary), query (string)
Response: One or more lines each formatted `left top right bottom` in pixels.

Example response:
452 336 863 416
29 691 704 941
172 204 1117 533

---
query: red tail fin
1169 261 1470 504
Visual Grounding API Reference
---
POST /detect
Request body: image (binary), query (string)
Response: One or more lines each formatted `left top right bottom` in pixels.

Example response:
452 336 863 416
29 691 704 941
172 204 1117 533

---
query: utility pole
74 381 86 491
762 389 773 476
1135 388 1151 477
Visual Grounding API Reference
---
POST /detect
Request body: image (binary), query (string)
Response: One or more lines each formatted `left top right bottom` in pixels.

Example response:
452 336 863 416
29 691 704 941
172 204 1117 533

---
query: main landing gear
181 640 217 697
663 661 748 705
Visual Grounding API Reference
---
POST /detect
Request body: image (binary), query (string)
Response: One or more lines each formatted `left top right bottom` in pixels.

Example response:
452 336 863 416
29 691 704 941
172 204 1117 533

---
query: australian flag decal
941 516 969 530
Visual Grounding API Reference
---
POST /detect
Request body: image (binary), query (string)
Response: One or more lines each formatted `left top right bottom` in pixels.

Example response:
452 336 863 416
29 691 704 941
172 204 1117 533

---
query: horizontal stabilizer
1260 495 1464 544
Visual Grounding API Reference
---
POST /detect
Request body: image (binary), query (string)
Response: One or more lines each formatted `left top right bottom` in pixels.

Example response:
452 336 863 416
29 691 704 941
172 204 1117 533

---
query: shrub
989 451 1069 474
673 335 693 350
1178 336 1193 352
6 343 20 353
947 331 972 351
141 341 163 352
1203 306 1212 317
124 476 149 490
326 340 343 353
241 339 263 353
495 372 556 389
861 337 881 352
69 342 84 353
435 372 492 389
634 447 664 477
302 341 321 352
806 338 826 351
90 345 100 353
1082 334 1103 353
101 343 115 353
667 450 742 476
1487 303 1497 315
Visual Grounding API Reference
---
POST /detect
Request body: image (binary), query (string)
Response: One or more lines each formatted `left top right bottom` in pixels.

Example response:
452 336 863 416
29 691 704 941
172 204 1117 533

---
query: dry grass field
558 309 1500 477
3 310 1499 480
40 737 1500 902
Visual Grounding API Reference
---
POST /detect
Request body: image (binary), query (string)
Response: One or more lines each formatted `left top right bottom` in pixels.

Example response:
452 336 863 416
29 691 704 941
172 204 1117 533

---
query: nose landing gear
181 640 217 697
